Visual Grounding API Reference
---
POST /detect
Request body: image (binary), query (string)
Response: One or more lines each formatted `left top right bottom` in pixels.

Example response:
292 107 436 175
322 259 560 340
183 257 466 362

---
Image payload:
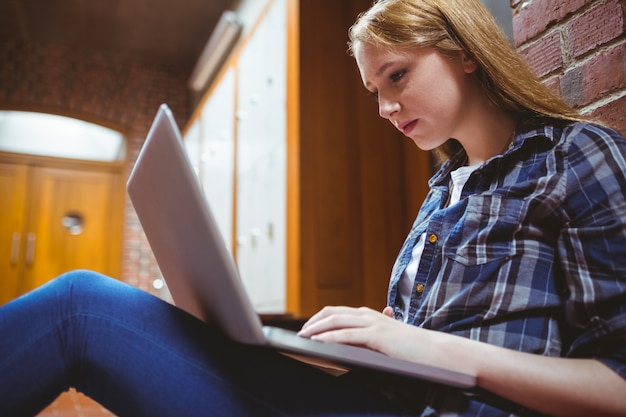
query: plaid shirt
388 121 626 416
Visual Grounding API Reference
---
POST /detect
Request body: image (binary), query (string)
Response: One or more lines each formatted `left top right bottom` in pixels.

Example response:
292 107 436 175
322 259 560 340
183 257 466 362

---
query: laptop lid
127 104 265 345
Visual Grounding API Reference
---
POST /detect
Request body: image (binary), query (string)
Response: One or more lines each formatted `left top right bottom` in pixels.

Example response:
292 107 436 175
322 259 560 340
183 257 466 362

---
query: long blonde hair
348 0 591 158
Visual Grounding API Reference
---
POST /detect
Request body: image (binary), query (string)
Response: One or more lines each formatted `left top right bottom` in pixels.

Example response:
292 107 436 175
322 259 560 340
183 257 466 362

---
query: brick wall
0 41 191 294
511 0 626 134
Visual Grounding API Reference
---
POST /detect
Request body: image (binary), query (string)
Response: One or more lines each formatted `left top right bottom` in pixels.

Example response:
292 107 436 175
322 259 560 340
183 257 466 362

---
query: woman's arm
298 306 626 417
472 337 626 417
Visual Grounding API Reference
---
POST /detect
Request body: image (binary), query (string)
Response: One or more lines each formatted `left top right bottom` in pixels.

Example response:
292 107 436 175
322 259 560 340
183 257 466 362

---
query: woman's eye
390 70 405 83
367 90 379 101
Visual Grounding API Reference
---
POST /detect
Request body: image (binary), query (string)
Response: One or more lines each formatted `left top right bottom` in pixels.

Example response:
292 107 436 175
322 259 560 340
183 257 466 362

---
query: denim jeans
0 270 411 417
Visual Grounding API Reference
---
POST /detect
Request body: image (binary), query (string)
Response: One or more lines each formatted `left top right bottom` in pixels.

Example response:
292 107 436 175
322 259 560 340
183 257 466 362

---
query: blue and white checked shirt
388 121 626 416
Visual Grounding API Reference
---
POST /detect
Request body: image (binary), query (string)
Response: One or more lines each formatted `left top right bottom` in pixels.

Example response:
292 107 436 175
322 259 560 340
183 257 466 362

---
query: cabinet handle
25 233 36 266
10 232 21 265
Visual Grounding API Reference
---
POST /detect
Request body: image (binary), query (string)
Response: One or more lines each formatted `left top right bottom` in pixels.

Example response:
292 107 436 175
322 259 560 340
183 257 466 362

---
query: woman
2 0 625 416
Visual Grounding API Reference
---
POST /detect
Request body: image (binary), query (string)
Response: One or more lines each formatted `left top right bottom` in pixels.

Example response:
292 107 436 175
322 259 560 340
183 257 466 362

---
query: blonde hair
348 0 591 158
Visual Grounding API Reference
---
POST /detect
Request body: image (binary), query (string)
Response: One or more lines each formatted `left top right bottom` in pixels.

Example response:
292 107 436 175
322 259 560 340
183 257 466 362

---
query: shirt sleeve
557 123 626 378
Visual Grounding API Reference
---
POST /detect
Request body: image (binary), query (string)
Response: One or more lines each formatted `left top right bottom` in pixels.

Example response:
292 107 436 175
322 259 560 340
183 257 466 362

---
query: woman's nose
378 96 399 120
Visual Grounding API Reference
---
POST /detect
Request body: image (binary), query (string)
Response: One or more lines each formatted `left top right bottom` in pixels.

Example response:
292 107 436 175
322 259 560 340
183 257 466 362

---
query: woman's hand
297 305 445 366
298 306 478 375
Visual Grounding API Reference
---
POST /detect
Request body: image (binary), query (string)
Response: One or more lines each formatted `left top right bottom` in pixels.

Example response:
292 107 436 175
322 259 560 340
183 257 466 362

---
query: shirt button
428 234 438 244
416 283 425 293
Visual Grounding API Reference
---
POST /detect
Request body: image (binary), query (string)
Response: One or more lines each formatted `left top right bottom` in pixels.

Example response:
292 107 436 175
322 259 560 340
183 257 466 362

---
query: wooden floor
37 389 114 417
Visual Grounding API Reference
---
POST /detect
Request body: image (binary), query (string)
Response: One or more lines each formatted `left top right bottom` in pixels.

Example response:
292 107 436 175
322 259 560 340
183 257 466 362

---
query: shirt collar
429 120 561 187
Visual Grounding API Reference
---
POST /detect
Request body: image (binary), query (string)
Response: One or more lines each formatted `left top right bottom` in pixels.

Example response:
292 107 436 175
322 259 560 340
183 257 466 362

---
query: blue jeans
0 270 414 417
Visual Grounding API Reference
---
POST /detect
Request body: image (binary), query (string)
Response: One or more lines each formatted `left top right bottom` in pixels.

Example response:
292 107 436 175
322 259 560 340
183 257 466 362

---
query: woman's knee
56 269 109 283
49 270 129 303
53 269 113 292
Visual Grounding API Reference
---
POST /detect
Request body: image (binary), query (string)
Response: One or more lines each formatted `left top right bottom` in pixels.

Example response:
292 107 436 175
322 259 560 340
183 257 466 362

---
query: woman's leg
0 270 407 417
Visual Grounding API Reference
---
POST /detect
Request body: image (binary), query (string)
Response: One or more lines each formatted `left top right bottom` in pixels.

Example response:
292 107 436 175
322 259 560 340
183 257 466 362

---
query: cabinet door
0 163 28 305
199 66 236 254
236 0 287 313
22 166 123 292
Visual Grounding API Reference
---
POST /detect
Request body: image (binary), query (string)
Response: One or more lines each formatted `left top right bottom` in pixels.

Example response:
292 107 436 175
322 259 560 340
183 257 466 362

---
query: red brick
568 0 626 58
542 74 562 95
561 65 585 107
518 30 563 77
583 42 626 102
590 94 626 135
512 0 589 46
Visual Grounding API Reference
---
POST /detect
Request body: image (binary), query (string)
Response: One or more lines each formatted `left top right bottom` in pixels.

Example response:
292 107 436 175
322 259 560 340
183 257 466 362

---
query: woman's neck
456 105 517 167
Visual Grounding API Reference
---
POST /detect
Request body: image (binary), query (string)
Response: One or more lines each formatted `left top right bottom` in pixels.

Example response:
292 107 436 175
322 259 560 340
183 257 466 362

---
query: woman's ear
461 53 478 74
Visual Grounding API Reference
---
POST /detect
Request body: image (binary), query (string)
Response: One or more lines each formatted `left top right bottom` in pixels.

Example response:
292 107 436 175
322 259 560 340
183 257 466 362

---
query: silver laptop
127 104 476 389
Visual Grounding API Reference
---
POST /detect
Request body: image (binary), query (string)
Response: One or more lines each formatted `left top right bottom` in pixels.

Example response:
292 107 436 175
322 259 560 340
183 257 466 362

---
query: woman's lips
399 120 418 136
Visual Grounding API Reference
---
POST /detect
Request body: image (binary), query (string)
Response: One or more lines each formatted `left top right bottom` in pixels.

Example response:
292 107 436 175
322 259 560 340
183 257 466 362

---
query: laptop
127 104 476 389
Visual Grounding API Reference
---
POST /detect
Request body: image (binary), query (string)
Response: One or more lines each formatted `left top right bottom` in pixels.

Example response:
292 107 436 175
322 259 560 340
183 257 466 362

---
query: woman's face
354 42 478 151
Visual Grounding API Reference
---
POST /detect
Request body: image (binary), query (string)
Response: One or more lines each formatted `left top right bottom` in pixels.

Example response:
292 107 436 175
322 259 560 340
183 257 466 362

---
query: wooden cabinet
0 162 28 304
0 154 124 305
184 0 431 318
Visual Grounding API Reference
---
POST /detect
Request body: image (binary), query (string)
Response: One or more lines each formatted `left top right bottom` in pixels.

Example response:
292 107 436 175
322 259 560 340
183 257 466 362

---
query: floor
38 389 114 417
